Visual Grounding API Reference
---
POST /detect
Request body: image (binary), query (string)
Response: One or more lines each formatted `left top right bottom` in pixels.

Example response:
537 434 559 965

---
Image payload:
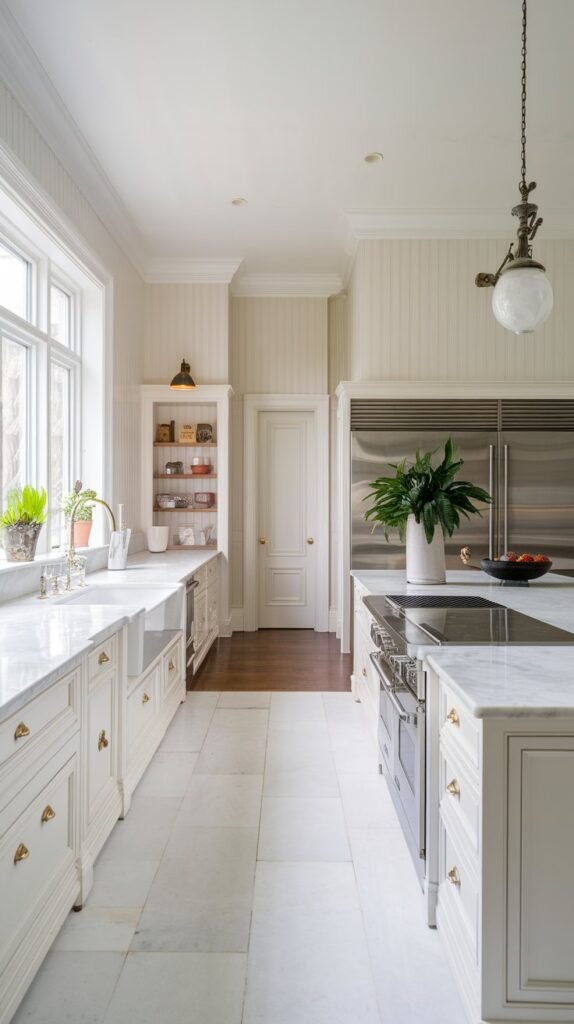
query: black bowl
480 558 552 587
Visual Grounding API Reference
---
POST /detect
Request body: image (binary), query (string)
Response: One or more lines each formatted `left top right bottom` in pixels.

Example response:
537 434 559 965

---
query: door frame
243 394 330 632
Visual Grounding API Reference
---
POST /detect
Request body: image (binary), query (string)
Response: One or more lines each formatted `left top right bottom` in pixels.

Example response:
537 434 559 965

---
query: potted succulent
364 438 492 584
0 485 48 562
62 485 97 547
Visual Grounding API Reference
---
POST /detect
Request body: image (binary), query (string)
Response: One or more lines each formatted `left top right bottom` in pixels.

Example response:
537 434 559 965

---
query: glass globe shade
492 266 553 334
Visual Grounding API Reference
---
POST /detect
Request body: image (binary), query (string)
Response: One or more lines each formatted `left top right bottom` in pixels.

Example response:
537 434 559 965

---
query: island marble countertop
352 569 574 718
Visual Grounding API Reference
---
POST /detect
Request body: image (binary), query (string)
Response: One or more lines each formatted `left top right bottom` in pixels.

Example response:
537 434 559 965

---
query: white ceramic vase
406 515 446 585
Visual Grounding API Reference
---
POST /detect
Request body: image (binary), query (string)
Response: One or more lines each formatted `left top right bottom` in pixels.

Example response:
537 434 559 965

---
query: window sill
0 545 108 577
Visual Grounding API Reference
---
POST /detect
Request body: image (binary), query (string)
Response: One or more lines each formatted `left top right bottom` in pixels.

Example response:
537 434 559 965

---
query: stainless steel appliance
185 576 200 670
365 594 574 885
351 399 574 571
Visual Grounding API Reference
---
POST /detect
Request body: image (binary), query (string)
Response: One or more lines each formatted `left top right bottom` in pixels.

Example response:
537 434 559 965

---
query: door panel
503 431 574 568
351 431 497 569
258 411 316 627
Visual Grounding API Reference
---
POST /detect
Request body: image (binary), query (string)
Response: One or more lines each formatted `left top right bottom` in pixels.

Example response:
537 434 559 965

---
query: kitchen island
351 569 574 1024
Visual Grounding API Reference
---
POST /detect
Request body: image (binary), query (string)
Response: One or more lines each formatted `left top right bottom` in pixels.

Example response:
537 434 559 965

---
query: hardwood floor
190 629 352 691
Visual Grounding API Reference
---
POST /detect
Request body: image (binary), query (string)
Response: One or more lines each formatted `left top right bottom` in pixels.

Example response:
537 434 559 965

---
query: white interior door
257 410 316 628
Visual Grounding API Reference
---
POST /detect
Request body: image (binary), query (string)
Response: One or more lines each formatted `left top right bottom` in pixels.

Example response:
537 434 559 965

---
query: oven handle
369 653 419 725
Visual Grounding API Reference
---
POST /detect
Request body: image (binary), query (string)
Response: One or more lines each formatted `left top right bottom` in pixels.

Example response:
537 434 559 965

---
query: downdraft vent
350 399 499 432
501 400 574 431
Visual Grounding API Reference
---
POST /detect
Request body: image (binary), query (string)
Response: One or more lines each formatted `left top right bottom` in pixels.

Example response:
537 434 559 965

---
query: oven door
370 652 426 880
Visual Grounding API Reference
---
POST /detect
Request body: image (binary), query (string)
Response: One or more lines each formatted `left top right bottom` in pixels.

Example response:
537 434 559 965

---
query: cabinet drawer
206 558 218 584
0 751 77 962
439 683 480 772
162 639 182 700
439 737 480 856
88 635 117 681
354 595 375 645
0 670 78 774
127 667 159 754
439 815 479 964
88 674 115 819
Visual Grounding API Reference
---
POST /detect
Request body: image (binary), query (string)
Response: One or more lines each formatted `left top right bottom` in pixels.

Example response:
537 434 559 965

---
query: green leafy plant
0 485 48 527
62 486 97 522
364 438 492 544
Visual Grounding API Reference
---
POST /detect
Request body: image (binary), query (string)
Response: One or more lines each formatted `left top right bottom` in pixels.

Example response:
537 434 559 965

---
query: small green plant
364 438 492 544
0 485 48 527
62 486 97 522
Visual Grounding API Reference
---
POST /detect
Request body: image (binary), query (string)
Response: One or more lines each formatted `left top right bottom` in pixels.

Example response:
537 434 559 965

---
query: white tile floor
12 691 466 1024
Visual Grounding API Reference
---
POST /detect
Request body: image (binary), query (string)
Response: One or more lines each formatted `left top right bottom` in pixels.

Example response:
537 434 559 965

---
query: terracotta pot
73 520 93 547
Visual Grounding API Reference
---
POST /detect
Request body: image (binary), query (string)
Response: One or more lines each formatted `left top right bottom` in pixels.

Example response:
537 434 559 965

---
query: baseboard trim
230 607 244 632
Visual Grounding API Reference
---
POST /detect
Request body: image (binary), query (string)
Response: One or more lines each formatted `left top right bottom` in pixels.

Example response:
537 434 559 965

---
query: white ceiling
2 0 574 282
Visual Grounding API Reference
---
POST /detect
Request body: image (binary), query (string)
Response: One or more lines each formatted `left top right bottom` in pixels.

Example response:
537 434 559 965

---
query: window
1 337 29 501
0 241 29 320
50 362 72 549
50 283 72 347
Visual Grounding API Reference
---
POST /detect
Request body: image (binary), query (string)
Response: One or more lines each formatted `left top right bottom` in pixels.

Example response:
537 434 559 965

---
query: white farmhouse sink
56 584 184 675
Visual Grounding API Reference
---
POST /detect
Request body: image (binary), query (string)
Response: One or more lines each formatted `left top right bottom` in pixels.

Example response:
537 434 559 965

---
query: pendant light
475 0 553 334
169 359 196 390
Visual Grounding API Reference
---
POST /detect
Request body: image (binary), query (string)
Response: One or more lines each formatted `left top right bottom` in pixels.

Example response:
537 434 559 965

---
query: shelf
154 442 217 448
154 473 217 479
154 506 217 513
167 544 217 551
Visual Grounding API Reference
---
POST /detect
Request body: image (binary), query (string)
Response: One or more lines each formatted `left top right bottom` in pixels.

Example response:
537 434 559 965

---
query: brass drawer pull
98 729 109 751
446 778 460 797
142 692 150 705
98 651 110 665
168 659 175 672
41 805 56 824
362 667 367 677
446 707 460 727
14 843 29 864
14 722 30 741
447 866 461 887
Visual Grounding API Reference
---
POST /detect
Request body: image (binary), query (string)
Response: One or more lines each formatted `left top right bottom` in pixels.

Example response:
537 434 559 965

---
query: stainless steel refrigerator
351 398 574 572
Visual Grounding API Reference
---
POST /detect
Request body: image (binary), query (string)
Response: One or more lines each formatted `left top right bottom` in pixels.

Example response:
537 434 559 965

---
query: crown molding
344 208 574 256
0 2 148 276
231 272 342 298
144 256 243 284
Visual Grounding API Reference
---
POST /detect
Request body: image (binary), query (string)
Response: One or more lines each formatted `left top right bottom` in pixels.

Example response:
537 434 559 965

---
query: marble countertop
0 549 216 723
353 569 574 718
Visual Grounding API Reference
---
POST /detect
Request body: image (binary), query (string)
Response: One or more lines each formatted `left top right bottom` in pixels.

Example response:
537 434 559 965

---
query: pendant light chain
520 0 528 194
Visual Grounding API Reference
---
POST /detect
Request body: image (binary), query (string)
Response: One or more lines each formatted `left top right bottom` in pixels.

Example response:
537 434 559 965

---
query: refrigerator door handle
503 443 509 554
488 444 495 560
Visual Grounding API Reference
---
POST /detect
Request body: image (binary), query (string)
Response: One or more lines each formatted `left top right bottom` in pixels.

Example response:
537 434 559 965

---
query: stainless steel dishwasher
186 576 200 670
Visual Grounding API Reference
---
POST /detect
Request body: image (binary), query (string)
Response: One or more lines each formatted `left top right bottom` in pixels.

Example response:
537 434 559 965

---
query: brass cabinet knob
446 707 460 727
258 537 266 545
98 729 109 751
142 692 150 705
447 866 461 887
14 722 30 741
14 843 29 864
41 805 56 824
98 651 110 665
168 659 175 672
306 537 314 545
362 667 367 677
446 779 460 798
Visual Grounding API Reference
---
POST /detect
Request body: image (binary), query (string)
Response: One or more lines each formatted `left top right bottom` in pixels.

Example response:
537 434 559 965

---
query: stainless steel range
364 594 574 885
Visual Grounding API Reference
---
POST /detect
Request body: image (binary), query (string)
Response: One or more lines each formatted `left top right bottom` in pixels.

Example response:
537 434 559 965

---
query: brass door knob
14 843 29 864
98 651 110 665
258 537 266 545
447 866 461 887
14 722 30 741
41 805 56 824
306 537 314 545
142 692 150 705
98 729 109 751
446 707 460 727
446 779 460 797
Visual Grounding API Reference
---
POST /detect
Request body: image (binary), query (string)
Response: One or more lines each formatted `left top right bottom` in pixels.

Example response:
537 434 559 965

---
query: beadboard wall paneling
0 80 144 529
328 293 349 618
144 284 229 384
230 296 328 610
351 239 574 382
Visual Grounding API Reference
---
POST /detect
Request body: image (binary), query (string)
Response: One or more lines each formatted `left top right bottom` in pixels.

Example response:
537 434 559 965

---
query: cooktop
363 595 574 646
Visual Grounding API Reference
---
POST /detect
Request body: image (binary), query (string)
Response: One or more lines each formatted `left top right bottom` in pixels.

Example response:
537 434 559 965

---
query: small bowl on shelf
480 557 552 587
190 464 211 475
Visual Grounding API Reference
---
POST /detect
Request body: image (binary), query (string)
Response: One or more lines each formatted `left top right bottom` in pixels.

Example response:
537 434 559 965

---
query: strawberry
517 554 535 563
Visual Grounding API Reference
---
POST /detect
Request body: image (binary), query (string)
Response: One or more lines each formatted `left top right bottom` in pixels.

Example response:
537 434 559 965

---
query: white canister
146 526 170 553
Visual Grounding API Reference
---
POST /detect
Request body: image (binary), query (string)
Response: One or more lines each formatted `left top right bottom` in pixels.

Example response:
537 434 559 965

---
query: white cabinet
428 670 574 1024
352 579 379 737
192 558 219 673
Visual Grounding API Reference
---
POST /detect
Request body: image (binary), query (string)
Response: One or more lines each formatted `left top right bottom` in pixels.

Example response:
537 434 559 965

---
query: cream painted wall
0 80 145 529
328 292 348 622
348 238 574 382
229 297 328 618
143 283 229 384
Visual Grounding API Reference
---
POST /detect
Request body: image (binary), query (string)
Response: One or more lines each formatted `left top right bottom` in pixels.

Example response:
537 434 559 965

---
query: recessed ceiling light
231 197 248 206
364 152 384 164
